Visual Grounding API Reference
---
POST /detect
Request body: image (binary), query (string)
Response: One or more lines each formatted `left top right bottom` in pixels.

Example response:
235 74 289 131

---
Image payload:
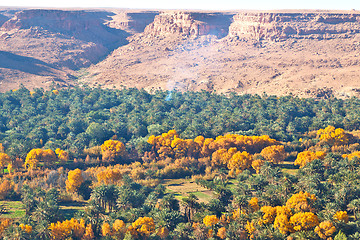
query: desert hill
1 8 360 98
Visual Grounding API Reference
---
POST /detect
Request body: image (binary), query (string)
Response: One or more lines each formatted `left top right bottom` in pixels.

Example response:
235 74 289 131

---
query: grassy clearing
0 200 87 220
163 179 214 203
59 201 86 219
0 201 25 219
280 161 299 175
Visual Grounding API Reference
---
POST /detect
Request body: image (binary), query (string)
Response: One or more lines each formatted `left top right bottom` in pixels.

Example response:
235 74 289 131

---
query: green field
0 201 25 219
0 201 86 220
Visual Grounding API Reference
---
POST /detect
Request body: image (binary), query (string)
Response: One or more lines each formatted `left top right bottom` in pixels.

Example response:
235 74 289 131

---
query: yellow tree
24 149 42 170
317 125 350 146
171 137 188 159
112 219 126 239
83 224 95 240
274 214 293 234
286 191 317 212
19 224 32 234
48 218 85 239
217 227 226 239
248 197 259 212
42 149 57 167
289 212 319 231
211 147 237 167
260 206 277 224
260 145 286 164
0 143 4 153
129 217 155 237
333 211 349 223
97 168 122 185
0 153 11 174
101 222 112 237
101 140 126 162
203 215 219 227
227 151 252 176
55 148 69 163
66 169 84 193
148 130 179 159
314 221 336 239
342 151 360 161
24 148 57 170
294 151 326 168
251 159 265 174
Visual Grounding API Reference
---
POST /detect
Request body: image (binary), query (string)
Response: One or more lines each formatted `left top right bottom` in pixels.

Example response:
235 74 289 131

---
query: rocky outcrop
0 14 9 27
143 11 234 38
0 9 132 71
229 12 360 41
1 9 129 46
106 11 159 34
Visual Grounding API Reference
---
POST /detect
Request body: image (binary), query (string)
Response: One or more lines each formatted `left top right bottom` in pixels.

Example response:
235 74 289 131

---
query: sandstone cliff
143 11 234 38
229 12 360 41
106 11 159 34
1 8 360 98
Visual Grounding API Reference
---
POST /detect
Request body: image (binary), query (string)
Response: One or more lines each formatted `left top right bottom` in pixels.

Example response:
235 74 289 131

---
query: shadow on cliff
0 14 10 27
3 10 132 51
191 12 236 38
0 51 56 76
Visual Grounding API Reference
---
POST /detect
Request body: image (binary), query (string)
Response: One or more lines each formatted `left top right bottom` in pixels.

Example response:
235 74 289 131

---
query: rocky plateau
0 8 360 98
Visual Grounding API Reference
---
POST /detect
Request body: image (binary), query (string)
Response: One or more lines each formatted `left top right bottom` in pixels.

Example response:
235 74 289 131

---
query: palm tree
91 185 119 213
348 199 360 220
181 193 200 222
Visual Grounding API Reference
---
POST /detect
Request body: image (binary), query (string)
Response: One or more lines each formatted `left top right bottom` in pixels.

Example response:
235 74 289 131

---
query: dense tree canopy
1 87 360 158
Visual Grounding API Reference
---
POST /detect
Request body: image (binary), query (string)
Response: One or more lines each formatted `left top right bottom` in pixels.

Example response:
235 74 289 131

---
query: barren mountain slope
0 9 138 90
1 9 360 98
82 11 360 98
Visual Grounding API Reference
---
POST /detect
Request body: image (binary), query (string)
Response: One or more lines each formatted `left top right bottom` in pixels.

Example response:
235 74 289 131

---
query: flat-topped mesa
106 11 159 34
0 9 127 45
143 11 234 38
2 9 99 31
229 12 360 41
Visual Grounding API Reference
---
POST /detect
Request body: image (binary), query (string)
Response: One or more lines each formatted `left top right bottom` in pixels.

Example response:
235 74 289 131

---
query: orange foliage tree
0 219 11 237
317 125 350 146
260 145 286 164
274 212 293 234
66 169 84 193
101 140 126 162
248 197 259 212
0 180 13 200
24 148 57 170
286 191 316 212
227 151 253 176
203 215 219 227
97 168 122 185
314 221 336 239
128 217 155 237
342 151 360 161
55 148 69 163
289 212 319 231
0 153 11 174
48 218 86 239
333 211 349 223
294 151 326 168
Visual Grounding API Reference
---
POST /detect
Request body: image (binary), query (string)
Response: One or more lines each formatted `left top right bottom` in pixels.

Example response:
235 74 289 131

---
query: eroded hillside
1 8 360 98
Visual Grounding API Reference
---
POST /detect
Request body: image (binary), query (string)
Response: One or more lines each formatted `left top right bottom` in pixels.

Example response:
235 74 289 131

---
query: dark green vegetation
1 87 360 239
1 87 360 158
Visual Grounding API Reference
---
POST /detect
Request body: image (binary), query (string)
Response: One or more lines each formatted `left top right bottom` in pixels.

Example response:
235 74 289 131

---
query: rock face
1 8 360 98
2 9 129 46
143 11 234 38
106 11 159 34
229 12 360 41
